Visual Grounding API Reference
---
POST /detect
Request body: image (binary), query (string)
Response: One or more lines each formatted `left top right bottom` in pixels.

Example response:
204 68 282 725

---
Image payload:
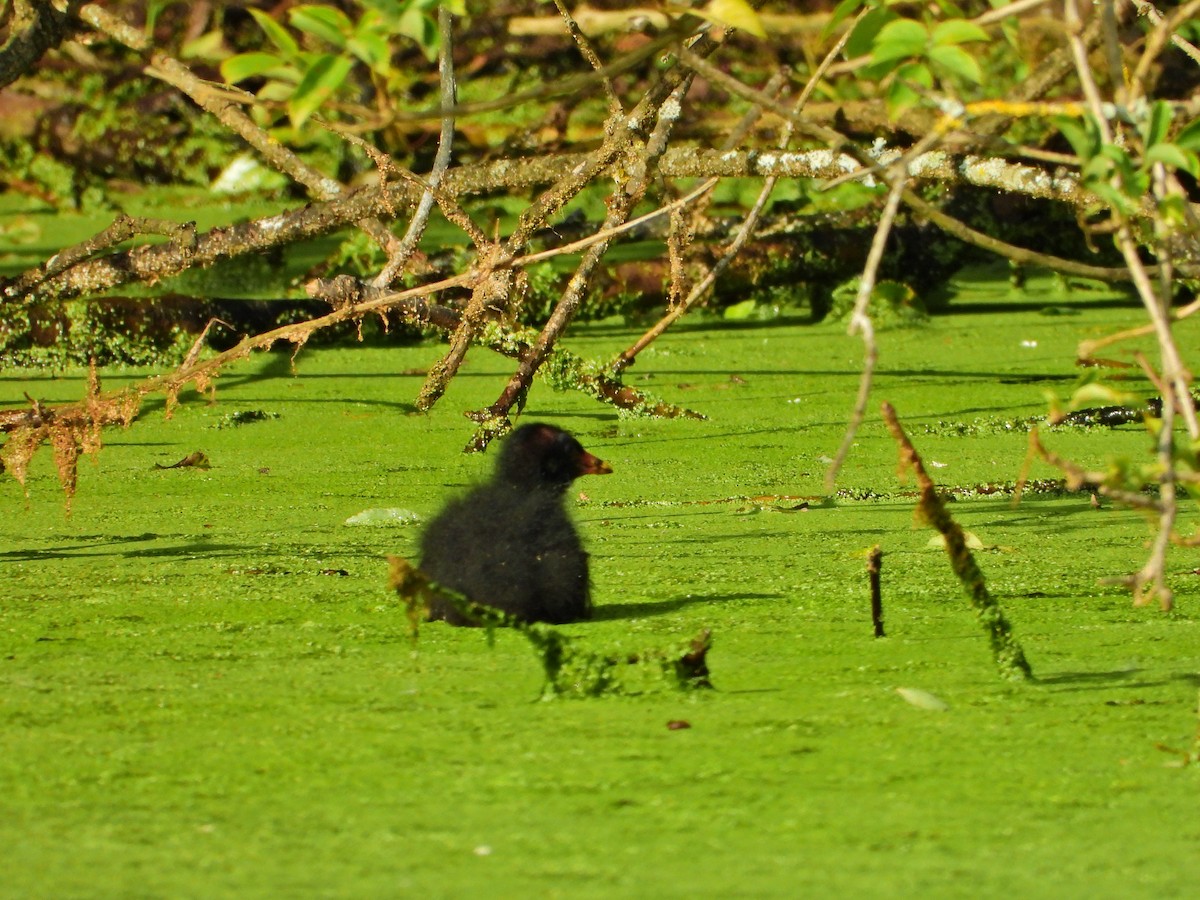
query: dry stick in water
881 402 1032 681
867 545 885 638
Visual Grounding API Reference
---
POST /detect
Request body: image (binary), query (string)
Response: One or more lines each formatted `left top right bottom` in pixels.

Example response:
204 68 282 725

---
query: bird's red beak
576 450 613 476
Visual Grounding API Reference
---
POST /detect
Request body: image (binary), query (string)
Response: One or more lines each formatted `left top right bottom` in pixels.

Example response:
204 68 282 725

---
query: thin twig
1046 0 1194 609
76 1 405 259
1129 0 1200 101
793 8 862 112
553 0 622 115
1077 294 1200 362
374 6 461 288
611 66 793 374
468 73 698 444
1133 361 1177 610
1019 427 1161 512
824 174 907 492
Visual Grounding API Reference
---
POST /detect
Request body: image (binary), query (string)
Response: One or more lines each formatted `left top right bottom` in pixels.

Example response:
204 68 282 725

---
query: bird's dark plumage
419 424 612 626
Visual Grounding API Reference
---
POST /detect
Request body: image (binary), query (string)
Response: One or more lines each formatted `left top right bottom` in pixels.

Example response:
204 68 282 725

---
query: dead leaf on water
927 531 986 550
344 508 422 526
896 687 950 711
154 451 210 470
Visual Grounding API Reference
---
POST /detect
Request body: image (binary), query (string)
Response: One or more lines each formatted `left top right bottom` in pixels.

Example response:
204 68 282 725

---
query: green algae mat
3 303 1199 897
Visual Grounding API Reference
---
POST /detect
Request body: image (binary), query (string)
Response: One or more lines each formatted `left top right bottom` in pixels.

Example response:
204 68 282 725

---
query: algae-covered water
2 299 1199 897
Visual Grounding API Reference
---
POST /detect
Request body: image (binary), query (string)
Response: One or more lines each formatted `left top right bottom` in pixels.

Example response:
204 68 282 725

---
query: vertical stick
881 402 1033 681
867 545 885 638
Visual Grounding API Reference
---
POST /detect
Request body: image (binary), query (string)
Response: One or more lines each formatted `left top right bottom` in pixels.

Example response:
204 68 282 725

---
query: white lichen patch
256 214 287 235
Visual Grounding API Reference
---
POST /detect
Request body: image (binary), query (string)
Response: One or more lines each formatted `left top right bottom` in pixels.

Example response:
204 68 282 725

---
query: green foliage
0 72 245 207
828 278 928 328
222 1 467 128
1043 371 1200 524
0 298 196 369
834 1 990 118
1056 104 1200 218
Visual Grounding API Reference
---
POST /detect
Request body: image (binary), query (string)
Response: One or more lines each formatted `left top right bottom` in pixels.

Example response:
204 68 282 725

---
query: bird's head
496 423 613 491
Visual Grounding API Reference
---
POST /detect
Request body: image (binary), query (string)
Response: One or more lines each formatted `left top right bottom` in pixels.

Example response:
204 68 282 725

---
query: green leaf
886 77 924 120
722 298 758 320
872 19 929 64
347 31 391 73
1055 116 1097 160
248 8 300 59
1146 143 1199 178
1089 182 1136 215
1097 143 1136 172
1141 99 1172 148
845 8 895 59
289 5 353 49
827 0 867 34
1159 193 1190 227
898 61 934 88
1081 153 1115 184
928 44 983 83
180 30 228 61
221 52 292 84
999 16 1019 49
1173 117 1200 151
1069 382 1136 410
257 80 296 103
288 53 355 127
931 19 989 45
396 6 439 60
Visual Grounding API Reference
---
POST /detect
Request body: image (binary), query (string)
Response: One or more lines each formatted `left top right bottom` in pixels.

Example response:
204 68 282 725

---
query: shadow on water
932 296 1139 316
593 592 784 621
1036 669 1200 691
0 533 250 562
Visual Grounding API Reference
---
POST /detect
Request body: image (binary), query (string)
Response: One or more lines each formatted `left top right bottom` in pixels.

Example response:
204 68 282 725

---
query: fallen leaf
896 687 950 711
701 0 766 38
344 508 422 526
927 531 986 550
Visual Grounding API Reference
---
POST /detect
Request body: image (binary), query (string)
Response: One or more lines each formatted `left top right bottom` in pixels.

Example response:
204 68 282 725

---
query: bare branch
552 0 623 115
0 0 83 89
825 174 907 492
882 402 1033 681
374 6 462 289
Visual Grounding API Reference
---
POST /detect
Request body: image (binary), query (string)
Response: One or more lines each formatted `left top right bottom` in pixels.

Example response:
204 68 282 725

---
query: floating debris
212 409 280 429
896 687 950 711
388 556 713 697
154 451 210 470
345 508 422 527
928 531 986 551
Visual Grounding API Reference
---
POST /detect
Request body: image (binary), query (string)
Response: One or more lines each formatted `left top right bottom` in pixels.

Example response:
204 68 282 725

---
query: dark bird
419 423 613 626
